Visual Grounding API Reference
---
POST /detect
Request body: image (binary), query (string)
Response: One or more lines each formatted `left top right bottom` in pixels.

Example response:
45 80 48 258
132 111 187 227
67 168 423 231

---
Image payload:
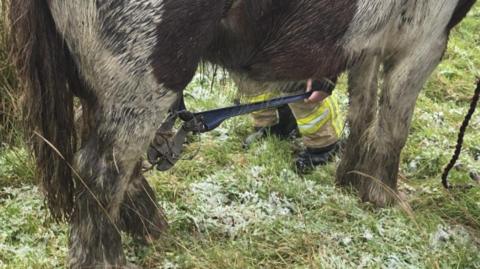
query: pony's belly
222 46 348 83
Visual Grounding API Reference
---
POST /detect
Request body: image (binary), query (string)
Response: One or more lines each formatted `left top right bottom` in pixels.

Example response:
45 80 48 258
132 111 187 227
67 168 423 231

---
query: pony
8 0 476 268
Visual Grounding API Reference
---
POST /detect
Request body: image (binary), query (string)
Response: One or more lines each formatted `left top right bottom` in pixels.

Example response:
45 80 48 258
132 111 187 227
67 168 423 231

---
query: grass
1 5 480 269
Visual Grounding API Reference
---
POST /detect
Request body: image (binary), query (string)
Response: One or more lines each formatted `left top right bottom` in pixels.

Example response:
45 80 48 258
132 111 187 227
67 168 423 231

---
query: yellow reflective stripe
249 94 278 117
245 92 277 103
298 112 331 135
296 101 329 126
296 102 331 135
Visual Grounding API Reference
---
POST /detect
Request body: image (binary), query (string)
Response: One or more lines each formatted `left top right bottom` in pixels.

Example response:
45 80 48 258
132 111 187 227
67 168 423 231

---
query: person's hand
305 79 329 104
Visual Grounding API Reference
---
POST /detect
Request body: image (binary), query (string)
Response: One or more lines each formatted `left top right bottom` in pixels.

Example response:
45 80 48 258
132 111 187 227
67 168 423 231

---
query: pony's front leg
69 90 178 269
338 37 448 206
337 56 381 189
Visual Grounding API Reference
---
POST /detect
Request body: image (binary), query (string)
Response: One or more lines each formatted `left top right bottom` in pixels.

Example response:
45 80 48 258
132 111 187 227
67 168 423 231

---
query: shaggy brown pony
8 0 476 268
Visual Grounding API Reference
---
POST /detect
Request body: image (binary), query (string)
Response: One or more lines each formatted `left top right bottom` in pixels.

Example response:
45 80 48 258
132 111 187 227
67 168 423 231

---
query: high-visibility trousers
232 74 343 149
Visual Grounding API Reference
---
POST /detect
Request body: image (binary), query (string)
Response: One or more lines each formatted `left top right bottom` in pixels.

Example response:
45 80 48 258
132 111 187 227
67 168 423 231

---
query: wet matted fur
8 0 476 268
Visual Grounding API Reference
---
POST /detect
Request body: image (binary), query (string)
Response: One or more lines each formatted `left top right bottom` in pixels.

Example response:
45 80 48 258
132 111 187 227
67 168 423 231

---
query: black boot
272 104 299 138
244 105 299 147
295 142 339 173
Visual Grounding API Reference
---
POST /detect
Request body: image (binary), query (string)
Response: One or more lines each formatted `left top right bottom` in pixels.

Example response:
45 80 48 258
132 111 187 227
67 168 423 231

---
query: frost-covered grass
1 5 480 269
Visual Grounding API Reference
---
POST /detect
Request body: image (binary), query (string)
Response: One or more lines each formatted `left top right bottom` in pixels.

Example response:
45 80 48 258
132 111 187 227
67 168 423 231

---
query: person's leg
290 95 342 148
248 94 281 129
232 73 279 127
232 72 342 170
231 73 298 146
289 94 342 172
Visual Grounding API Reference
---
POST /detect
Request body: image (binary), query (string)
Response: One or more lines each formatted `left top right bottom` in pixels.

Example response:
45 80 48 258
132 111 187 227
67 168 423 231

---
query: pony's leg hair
75 99 167 244
337 55 381 188
338 37 448 206
69 90 178 269
119 161 167 243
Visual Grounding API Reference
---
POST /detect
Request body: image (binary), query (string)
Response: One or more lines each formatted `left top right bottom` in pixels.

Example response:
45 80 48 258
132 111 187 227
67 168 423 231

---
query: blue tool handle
195 91 312 132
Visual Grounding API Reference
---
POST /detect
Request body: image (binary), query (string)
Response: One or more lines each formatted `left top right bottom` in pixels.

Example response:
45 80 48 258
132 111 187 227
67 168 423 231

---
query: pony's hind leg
47 0 225 267
120 161 167 243
75 101 167 243
70 89 177 269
